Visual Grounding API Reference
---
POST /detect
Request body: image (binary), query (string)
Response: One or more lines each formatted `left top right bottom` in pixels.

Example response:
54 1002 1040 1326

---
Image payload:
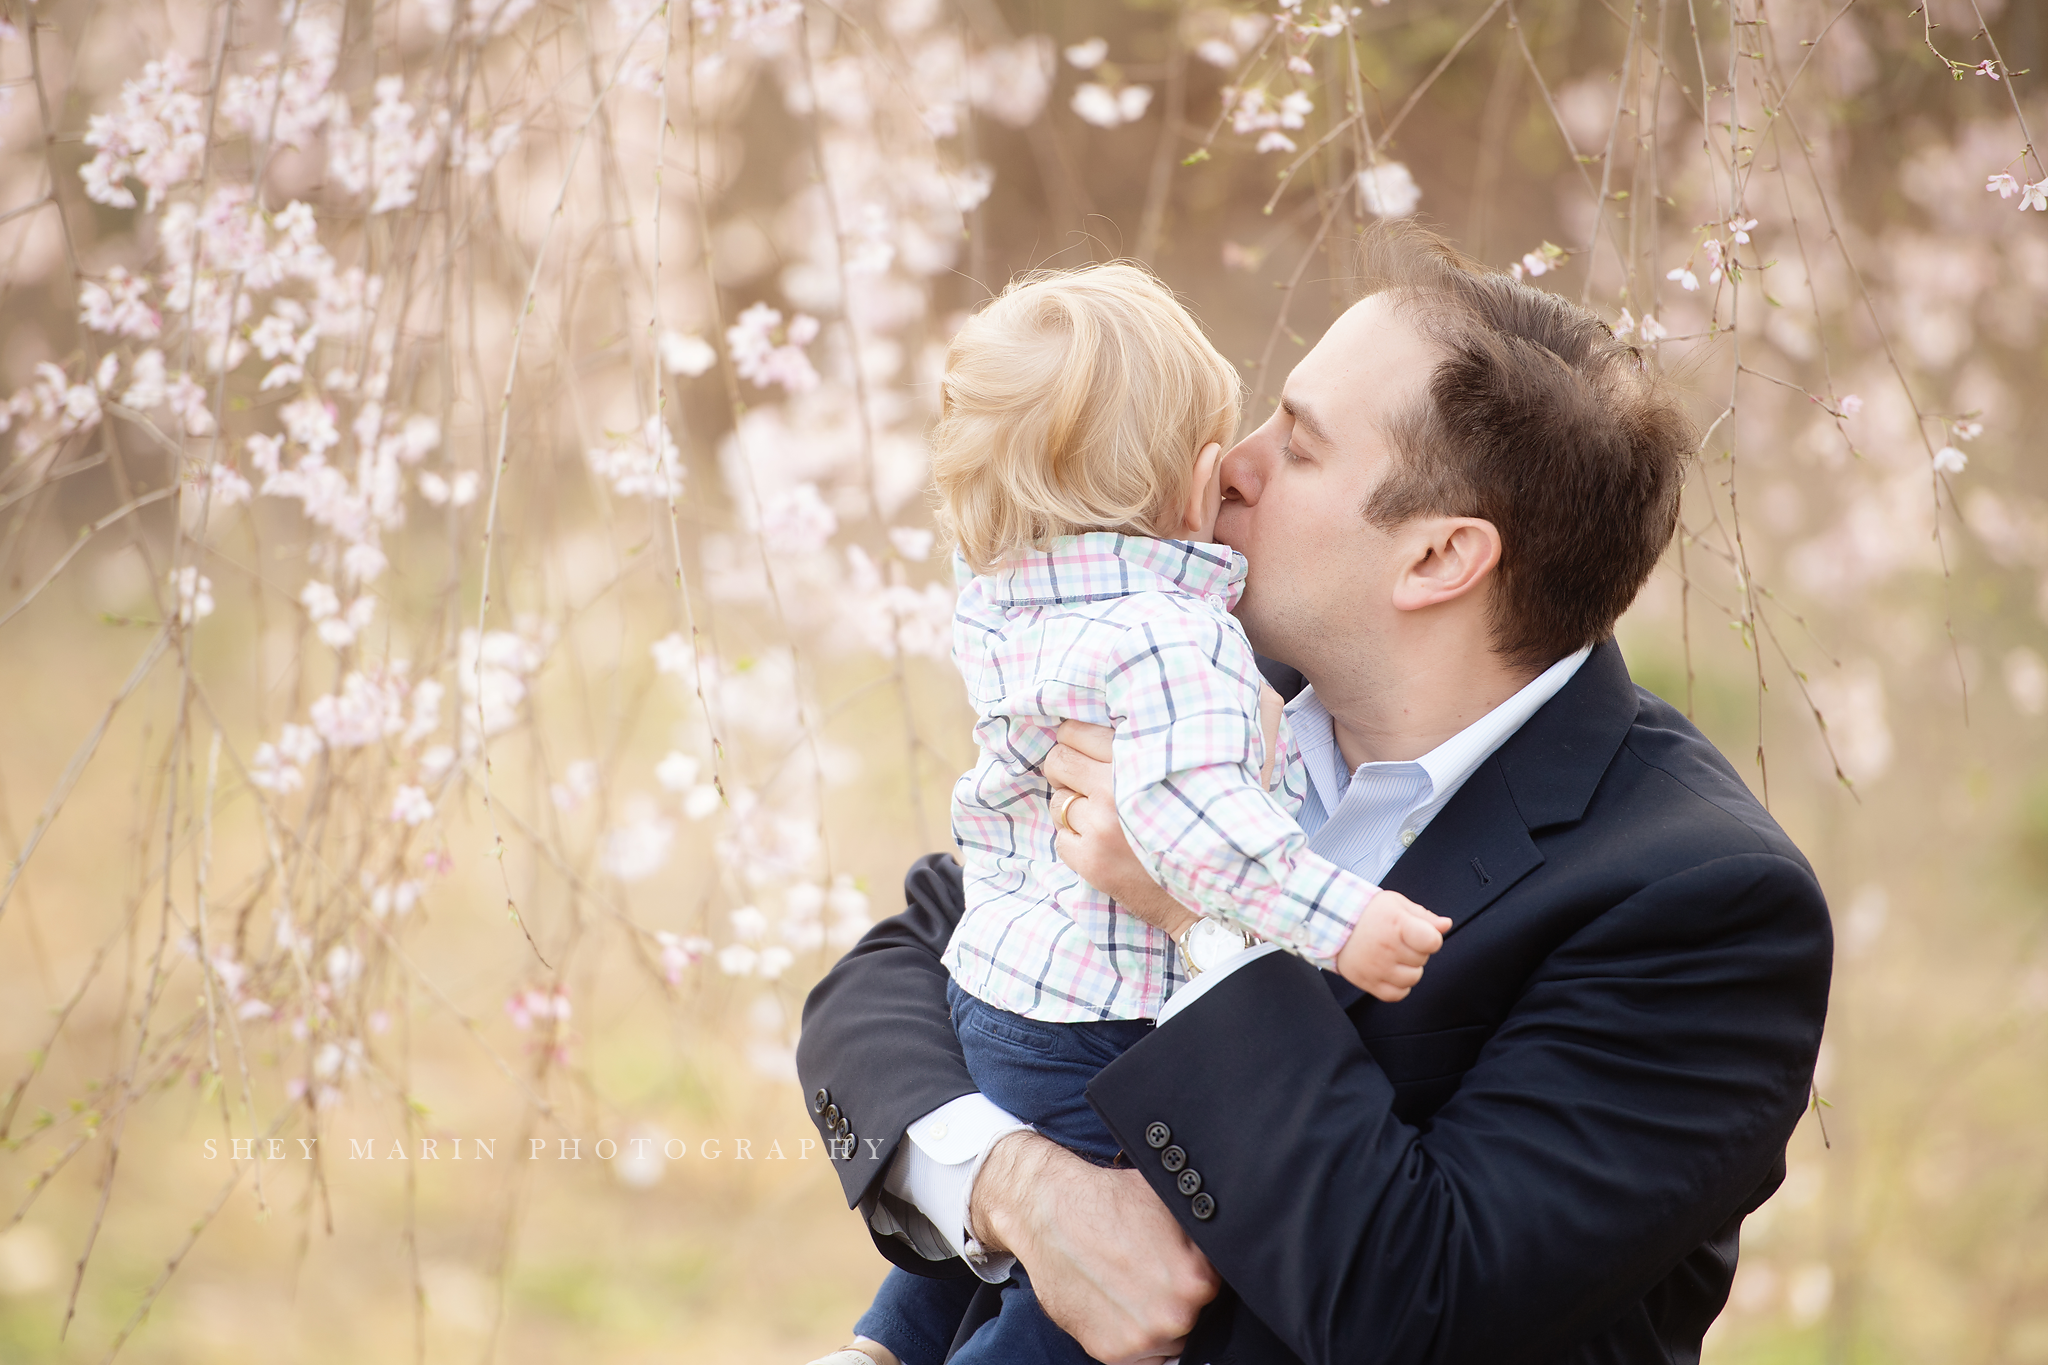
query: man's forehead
1283 295 1437 440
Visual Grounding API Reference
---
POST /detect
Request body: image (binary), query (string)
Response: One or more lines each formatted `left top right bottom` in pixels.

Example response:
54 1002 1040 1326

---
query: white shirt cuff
879 1092 1033 1284
1155 941 1284 1028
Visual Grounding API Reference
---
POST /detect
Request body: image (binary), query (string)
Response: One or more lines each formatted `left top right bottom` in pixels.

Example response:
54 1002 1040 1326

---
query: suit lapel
1379 757 1543 930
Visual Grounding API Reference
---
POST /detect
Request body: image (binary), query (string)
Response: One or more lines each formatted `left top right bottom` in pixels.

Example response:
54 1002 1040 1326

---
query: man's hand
1045 721 1200 940
970 1131 1220 1365
1334 890 1453 1002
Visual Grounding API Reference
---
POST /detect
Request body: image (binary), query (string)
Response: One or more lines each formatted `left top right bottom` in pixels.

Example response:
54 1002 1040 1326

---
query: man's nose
1220 441 1262 506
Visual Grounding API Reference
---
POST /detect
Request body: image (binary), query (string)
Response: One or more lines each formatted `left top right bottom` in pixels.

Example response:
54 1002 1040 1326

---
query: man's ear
1390 517 1503 612
1181 443 1224 536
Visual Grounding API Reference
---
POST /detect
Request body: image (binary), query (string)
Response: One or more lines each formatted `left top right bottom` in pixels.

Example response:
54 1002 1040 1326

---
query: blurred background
0 0 2043 1359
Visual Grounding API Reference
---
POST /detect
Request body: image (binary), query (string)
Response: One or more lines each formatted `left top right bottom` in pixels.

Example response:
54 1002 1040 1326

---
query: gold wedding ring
1052 790 1086 837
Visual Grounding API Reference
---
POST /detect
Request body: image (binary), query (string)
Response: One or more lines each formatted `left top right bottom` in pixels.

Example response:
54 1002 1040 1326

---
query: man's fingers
1044 742 1112 799
1054 718 1116 762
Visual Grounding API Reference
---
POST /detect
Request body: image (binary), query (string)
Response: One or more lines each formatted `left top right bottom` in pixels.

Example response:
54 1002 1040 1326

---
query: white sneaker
804 1352 882 1365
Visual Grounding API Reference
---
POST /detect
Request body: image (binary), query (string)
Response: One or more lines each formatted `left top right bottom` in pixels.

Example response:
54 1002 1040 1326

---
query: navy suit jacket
796 639 1834 1363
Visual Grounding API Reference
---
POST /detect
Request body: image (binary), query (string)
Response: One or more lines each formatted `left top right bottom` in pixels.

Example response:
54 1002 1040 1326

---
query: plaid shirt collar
977 532 1248 611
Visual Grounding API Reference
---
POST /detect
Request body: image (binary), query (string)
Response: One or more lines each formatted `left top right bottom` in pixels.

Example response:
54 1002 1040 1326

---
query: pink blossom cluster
726 303 821 393
1222 86 1314 154
506 987 573 1031
588 416 685 500
1986 171 2048 213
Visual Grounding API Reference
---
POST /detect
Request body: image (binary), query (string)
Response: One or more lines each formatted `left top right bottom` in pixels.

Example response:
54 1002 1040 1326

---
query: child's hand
1333 891 1453 1002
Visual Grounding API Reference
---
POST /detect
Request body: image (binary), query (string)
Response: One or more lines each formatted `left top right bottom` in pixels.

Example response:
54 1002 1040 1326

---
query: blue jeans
852 981 1154 1365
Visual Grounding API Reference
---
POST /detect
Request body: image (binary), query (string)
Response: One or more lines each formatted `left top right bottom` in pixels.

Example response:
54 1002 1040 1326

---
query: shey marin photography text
201 1133 879 1168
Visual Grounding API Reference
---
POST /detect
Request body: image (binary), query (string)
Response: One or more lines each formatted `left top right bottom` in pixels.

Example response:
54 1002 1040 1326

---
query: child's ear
1182 442 1224 535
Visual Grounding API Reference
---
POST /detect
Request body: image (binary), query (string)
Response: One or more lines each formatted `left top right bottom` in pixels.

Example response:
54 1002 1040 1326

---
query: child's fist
1333 890 1454 1002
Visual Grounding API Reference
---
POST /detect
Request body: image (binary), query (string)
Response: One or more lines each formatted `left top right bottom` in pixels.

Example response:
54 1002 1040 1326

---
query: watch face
1187 918 1242 973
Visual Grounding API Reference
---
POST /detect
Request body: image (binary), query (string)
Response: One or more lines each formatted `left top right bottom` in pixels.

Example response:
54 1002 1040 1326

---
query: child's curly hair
931 262 1243 574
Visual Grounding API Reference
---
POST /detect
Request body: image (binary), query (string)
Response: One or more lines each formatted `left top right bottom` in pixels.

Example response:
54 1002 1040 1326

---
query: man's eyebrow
1281 396 1335 446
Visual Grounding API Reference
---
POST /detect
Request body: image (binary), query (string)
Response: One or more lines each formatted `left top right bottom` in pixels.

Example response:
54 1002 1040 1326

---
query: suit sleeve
1086 851 1833 1365
796 854 976 1230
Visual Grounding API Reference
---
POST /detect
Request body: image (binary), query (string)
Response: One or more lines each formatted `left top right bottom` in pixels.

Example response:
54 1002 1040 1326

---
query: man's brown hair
1357 225 1693 672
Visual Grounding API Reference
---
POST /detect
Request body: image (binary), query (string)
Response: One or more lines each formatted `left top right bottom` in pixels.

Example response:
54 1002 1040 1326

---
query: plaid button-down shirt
942 533 1384 1023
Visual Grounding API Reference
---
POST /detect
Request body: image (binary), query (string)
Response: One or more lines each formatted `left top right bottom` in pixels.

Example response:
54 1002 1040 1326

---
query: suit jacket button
1190 1192 1216 1221
823 1103 841 1126
1160 1145 1186 1173
813 1087 830 1114
1145 1123 1171 1149
1177 1169 1202 1197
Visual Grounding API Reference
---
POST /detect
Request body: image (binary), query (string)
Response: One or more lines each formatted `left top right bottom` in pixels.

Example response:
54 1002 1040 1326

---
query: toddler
826 264 1448 1365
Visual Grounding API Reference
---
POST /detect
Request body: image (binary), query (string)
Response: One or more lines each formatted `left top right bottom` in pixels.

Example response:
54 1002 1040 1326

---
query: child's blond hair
932 263 1243 574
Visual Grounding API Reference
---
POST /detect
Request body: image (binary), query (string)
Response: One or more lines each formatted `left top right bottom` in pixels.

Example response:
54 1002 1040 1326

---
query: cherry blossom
588 416 685 500
2020 180 2048 213
888 526 935 561
1513 242 1564 280
202 462 253 508
311 669 409 747
759 482 839 555
659 331 718 377
1062 38 1107 70
656 752 702 792
329 76 440 215
172 568 215 624
1668 264 1700 292
1357 162 1420 219
654 931 714 983
79 268 161 339
460 626 548 743
601 798 675 881
726 303 821 393
1225 87 1314 145
1839 394 1864 417
965 37 1054 128
651 633 697 678
1700 238 1727 285
249 742 304 793
416 470 470 507
551 760 601 812
505 988 572 1031
390 785 433 826
80 56 208 210
1933 446 1968 475
1071 83 1152 129
1988 172 2020 199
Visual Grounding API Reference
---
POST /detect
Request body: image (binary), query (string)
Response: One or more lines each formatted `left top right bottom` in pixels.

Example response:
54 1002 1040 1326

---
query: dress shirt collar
964 533 1247 611
1290 644 1596 817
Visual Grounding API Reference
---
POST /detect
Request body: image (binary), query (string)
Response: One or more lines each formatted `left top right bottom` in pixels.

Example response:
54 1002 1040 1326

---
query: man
796 227 1833 1365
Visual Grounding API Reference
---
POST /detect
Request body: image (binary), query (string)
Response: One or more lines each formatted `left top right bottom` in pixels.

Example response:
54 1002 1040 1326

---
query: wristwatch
1174 916 1259 977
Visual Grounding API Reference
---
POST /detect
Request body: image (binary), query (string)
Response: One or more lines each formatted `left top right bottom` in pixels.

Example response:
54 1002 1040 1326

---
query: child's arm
1101 610 1448 991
